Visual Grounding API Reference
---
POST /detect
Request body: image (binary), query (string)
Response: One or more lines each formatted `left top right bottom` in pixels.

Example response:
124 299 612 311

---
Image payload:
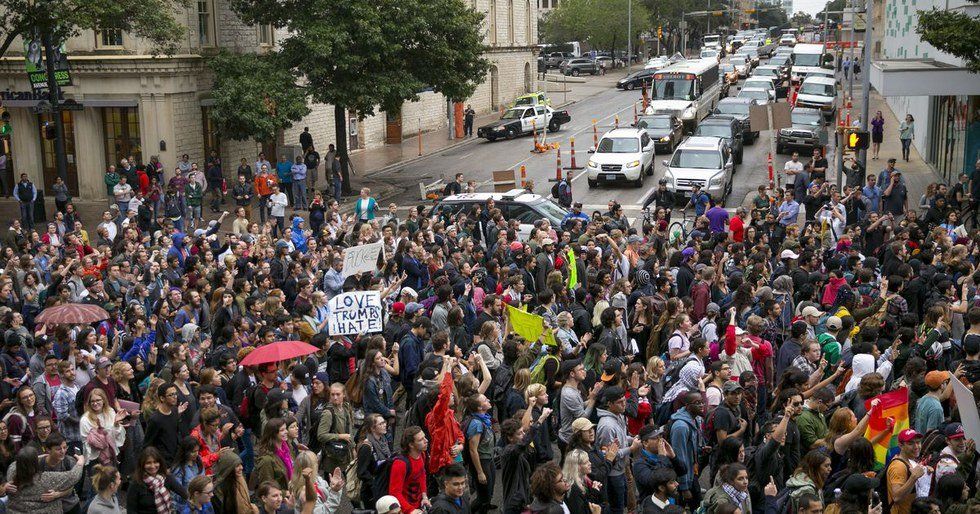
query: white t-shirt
784 160 804 174
270 192 288 217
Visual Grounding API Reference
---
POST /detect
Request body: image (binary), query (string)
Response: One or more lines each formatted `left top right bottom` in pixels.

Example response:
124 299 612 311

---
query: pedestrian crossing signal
846 130 869 150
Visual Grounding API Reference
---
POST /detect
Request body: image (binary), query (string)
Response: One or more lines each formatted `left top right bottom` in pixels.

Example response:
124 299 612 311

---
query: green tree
0 0 187 57
917 0 980 72
791 11 815 27
543 0 651 54
211 0 490 193
755 7 789 29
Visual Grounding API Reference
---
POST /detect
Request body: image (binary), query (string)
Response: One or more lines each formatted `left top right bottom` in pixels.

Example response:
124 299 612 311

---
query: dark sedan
713 97 760 144
693 116 744 164
635 114 683 153
615 68 656 90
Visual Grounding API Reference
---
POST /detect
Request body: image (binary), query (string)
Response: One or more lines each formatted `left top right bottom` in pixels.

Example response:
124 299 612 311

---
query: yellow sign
567 248 578 290
506 304 558 346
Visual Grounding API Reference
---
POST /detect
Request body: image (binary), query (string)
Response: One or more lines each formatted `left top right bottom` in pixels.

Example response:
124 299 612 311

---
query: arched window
489 0 497 46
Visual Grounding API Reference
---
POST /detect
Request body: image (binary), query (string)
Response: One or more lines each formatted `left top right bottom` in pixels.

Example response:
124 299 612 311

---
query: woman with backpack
782 450 832 509
354 413 391 509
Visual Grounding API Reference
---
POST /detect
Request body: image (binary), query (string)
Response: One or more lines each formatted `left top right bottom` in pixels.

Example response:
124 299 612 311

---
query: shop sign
23 39 73 92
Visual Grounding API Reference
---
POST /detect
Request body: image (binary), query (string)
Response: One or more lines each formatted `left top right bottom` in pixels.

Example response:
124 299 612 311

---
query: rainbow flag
863 387 909 470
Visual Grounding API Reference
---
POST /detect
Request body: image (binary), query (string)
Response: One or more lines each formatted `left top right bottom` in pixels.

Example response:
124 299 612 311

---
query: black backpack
877 458 909 514
551 181 561 199
372 454 410 504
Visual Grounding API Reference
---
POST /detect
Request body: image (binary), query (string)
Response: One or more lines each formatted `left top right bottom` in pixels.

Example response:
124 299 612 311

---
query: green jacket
104 172 120 196
250 452 288 491
185 182 203 206
796 407 828 452
701 484 752 514
317 404 354 445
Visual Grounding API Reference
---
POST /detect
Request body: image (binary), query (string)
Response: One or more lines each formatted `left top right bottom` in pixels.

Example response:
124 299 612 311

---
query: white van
791 43 829 83
795 76 837 118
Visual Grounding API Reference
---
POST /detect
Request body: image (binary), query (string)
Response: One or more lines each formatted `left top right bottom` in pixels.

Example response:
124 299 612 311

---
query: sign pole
42 32 68 185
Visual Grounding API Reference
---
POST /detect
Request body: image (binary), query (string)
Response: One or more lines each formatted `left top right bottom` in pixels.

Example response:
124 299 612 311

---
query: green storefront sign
24 39 72 91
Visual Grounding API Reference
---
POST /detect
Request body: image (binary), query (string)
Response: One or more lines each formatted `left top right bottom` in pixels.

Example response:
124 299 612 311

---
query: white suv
795 76 837 118
662 136 735 201
587 128 656 188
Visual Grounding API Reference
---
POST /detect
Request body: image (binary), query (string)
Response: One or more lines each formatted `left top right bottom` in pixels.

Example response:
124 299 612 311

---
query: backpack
343 442 365 499
772 482 812 514
461 414 501 469
238 381 259 420
529 354 559 385
877 458 910 514
663 354 697 391
551 182 561 199
371 454 410 505
488 363 514 406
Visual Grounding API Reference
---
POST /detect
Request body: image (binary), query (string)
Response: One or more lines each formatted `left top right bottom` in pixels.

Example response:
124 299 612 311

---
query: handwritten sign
342 241 383 278
328 291 383 336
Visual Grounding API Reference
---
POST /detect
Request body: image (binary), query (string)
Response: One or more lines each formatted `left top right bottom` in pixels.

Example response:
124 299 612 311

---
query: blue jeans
901 138 912 160
18 202 33 230
333 178 342 202
607 473 627 514
292 181 308 209
259 195 269 223
188 205 202 228
240 427 255 476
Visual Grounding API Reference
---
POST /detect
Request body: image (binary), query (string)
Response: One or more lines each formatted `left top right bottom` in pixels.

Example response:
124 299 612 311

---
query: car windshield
717 102 750 115
792 111 822 126
670 149 722 169
597 137 640 153
800 82 834 96
739 90 769 101
533 199 569 225
756 68 777 77
745 80 772 90
637 117 672 129
771 56 790 66
514 97 535 106
653 78 695 100
793 53 823 66
501 109 525 120
695 125 733 138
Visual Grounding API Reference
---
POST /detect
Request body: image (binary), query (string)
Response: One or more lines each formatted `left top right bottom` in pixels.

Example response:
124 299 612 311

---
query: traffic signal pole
859 0 873 169
42 30 68 185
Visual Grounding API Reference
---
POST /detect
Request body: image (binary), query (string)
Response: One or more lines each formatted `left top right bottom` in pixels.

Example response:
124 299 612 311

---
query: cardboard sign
342 241 383 278
328 291 383 336
749 102 792 132
951 378 980 443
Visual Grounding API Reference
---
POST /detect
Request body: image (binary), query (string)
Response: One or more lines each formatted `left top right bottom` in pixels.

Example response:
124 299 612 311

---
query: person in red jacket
190 407 233 475
424 359 463 476
136 166 150 195
389 426 430 514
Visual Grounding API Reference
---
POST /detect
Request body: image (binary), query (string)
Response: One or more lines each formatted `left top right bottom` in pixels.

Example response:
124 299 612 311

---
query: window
37 112 79 194
508 0 515 44
102 107 142 171
258 24 274 46
198 0 215 47
96 28 123 48
489 0 497 46
202 107 221 166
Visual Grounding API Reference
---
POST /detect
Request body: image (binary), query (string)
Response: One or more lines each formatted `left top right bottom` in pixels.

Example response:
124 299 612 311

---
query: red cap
392 302 405 315
898 429 923 444
510 241 523 252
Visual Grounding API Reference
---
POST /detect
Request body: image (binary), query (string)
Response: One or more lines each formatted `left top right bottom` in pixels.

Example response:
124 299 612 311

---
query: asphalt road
374 59 836 223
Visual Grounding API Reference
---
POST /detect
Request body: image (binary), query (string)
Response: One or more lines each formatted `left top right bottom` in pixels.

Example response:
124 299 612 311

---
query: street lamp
627 0 633 73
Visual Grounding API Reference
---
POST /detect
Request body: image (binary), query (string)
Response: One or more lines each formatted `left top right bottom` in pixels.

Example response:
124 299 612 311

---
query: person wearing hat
800 305 824 342
376 495 403 514
561 202 590 229
887 429 929 514
533 237 555 294
710 381 748 446
596 385 641 514
817 315 843 371
633 425 684 499
914 371 951 434
675 248 697 298
934 423 976 480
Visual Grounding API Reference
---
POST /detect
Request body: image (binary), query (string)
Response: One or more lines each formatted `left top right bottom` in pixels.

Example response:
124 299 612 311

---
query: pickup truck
545 52 575 69
477 105 571 142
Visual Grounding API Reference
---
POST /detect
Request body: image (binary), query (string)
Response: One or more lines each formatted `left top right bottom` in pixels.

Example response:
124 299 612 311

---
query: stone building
0 0 538 200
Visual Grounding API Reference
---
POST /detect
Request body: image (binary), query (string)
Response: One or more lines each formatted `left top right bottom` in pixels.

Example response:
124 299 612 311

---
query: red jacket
425 372 463 473
136 169 150 195
189 425 220 475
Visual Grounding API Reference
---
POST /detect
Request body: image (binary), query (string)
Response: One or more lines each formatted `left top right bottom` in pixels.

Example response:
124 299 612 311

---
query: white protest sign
950 377 980 443
342 241 383 278
328 291 383 336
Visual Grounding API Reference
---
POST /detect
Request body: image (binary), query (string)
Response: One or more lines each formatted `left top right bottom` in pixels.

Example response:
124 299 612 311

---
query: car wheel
646 162 654 176
505 128 517 140
549 121 560 132
572 69 580 77
626 82 635 91
588 179 597 188
736 151 743 165
634 176 644 188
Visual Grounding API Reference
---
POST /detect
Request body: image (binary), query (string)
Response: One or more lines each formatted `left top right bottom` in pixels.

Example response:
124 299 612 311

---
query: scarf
722 483 749 509
143 474 171 514
85 419 118 465
367 432 392 462
276 440 294 479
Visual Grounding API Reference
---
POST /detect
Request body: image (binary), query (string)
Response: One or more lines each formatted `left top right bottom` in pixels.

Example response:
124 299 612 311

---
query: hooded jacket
596 408 633 476
669 407 704 492
290 217 309 253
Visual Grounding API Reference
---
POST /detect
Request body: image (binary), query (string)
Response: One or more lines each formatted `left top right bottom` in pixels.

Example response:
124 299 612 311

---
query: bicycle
667 209 695 245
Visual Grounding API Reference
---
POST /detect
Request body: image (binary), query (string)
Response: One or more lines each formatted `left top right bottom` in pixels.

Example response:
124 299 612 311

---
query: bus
644 59 722 132
537 41 584 58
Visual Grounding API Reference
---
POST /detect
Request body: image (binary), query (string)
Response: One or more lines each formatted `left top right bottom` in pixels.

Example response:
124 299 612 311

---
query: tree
543 0 651 54
791 11 815 27
0 0 187 58
755 8 789 30
917 0 980 72
212 0 490 194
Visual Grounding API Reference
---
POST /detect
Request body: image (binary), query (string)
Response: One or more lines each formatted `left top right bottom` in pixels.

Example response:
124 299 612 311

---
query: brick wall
172 92 205 168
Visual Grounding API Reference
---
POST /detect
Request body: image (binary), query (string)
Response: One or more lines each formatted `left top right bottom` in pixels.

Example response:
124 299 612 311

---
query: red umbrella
239 341 319 367
35 303 110 325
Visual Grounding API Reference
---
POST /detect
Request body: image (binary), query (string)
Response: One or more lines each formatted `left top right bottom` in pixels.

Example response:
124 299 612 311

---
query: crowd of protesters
0 139 977 514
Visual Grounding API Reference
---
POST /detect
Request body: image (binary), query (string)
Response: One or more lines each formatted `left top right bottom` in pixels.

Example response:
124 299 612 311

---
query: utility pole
627 0 633 73
41 30 68 185
447 99 454 141
859 0 872 169
848 0 856 99
822 8 830 45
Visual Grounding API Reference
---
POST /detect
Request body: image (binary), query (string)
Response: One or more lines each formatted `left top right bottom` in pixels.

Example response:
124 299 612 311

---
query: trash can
33 189 46 224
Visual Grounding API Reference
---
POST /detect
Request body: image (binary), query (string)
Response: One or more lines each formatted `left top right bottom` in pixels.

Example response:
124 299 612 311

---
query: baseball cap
404 302 424 315
97 357 112 369
722 381 744 393
375 495 401 514
542 238 555 246
639 425 665 440
898 429 923 444
510 241 524 252
571 417 595 433
801 306 825 318
627 235 642 244
706 303 720 314
601 358 623 382
780 249 800 260
600 386 626 405
925 370 951 389
681 247 696 261
826 316 842 331
944 422 965 440
391 302 406 315
841 473 879 495
733 326 746 336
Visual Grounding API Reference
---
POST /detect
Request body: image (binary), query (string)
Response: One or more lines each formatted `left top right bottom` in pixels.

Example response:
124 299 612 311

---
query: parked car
561 58 601 76
634 114 684 153
477 105 571 141
662 136 735 201
776 107 829 153
693 116 744 164
616 68 657 90
714 97 760 143
432 190 567 241
545 52 575 68
595 56 620 69
586 128 657 188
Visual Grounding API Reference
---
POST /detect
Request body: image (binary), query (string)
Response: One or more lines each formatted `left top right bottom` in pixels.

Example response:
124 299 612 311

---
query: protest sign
506 304 557 346
342 241 383 278
951 378 980 443
328 291 383 336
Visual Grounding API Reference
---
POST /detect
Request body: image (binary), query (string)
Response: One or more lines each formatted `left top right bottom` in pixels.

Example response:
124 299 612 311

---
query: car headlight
588 160 598 168
660 136 671 142
664 169 675 185
779 128 791 135
626 160 641 168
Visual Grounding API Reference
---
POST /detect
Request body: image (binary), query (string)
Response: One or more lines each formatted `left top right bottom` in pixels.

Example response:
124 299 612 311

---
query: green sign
24 39 72 92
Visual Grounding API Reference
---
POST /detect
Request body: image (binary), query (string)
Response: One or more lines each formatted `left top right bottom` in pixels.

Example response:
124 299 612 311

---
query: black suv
713 97 760 144
561 58 601 76
693 116 744 164
616 68 656 90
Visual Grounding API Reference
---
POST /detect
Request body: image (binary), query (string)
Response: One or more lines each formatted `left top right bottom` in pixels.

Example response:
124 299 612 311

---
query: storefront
927 95 980 181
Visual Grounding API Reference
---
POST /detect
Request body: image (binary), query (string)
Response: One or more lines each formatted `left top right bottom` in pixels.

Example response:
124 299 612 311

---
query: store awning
870 59 980 96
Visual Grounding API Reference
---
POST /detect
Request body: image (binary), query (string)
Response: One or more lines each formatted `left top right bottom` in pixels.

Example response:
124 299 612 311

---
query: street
371 63 836 222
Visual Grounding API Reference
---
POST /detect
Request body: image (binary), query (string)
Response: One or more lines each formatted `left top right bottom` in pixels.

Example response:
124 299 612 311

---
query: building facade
0 0 538 200
870 0 979 183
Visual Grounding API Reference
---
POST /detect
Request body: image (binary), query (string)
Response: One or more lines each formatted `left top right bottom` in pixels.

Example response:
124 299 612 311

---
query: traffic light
42 121 56 140
846 130 870 150
658 26 663 39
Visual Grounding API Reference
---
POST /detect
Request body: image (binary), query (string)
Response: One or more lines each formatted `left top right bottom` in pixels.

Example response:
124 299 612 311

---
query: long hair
133 446 167 482
823 408 857 450
257 417 286 456
172 436 203 474
12 446 39 488
794 450 830 490
91 464 120 494
288 450 319 501
561 449 590 490
84 388 114 425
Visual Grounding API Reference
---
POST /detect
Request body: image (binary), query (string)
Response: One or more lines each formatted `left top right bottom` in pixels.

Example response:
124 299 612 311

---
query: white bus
644 59 722 132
